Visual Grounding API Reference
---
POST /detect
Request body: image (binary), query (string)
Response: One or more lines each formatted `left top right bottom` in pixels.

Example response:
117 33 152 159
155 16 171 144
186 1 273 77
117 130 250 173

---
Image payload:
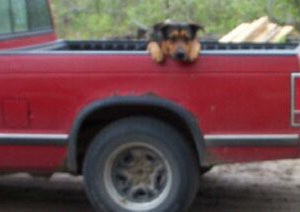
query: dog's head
152 21 204 61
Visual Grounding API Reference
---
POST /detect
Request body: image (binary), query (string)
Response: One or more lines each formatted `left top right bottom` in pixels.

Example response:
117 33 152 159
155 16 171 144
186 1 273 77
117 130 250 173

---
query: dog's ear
152 23 170 40
153 22 165 31
150 23 164 41
189 23 205 32
189 23 204 38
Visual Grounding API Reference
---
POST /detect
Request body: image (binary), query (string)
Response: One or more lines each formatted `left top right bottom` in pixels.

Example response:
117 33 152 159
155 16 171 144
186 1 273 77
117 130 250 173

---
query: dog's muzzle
174 49 187 61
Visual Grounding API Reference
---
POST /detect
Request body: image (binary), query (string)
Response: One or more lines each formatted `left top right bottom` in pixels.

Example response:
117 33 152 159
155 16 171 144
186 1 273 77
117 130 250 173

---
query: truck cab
0 0 56 50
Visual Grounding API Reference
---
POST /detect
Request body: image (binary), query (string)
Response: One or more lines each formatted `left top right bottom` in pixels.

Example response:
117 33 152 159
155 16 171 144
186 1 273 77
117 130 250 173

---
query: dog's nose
174 51 186 60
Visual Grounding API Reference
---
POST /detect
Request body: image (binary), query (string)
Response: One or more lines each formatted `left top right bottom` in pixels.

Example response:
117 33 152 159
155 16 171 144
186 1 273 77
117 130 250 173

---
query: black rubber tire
83 116 199 212
200 166 213 175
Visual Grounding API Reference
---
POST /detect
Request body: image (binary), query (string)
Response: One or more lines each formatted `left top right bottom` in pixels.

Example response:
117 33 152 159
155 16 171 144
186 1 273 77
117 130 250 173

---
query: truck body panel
0 0 300 173
0 42 299 171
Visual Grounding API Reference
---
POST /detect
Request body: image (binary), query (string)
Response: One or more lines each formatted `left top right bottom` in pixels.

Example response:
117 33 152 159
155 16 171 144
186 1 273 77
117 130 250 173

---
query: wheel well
75 105 200 172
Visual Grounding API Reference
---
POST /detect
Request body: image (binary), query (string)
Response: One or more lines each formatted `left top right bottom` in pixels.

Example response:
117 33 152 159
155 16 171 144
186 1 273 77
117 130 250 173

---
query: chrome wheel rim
104 142 172 211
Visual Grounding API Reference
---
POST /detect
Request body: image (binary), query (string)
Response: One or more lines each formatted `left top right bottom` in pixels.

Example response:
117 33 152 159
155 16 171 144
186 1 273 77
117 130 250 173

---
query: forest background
50 0 300 40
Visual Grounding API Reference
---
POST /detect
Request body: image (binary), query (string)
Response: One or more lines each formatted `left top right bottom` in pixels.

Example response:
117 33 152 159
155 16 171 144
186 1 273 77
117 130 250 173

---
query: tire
83 116 199 212
200 166 213 175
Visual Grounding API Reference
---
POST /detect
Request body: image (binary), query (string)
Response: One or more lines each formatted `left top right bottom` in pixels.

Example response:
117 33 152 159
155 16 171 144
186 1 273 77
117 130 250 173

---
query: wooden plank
219 23 249 43
271 26 294 42
233 16 269 42
252 23 278 42
220 16 295 43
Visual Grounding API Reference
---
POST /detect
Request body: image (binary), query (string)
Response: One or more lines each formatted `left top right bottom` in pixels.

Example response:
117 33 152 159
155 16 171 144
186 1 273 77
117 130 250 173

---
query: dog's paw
188 42 201 62
188 52 199 62
152 51 165 63
147 42 165 63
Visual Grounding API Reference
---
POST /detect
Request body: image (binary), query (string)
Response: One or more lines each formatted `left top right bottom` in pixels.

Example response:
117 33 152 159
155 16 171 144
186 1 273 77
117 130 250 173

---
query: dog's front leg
188 40 201 62
147 42 165 63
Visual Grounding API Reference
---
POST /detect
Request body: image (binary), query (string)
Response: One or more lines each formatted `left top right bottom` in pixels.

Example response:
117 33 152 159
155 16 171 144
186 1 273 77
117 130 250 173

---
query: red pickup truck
1 1 300 211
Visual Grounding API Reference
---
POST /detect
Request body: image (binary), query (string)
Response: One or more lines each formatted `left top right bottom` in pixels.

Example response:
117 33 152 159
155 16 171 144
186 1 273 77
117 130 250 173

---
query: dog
147 21 203 63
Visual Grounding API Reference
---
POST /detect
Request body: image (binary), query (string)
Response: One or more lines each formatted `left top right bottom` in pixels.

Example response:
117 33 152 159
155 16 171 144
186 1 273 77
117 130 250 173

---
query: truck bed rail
58 40 299 51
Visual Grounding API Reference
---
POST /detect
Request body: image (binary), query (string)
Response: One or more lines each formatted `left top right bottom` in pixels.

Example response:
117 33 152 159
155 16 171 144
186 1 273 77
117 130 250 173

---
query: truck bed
0 39 300 169
3 40 299 55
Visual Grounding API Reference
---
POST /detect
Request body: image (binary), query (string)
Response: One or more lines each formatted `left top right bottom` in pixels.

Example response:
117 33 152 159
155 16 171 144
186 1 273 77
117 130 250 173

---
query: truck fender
67 96 207 173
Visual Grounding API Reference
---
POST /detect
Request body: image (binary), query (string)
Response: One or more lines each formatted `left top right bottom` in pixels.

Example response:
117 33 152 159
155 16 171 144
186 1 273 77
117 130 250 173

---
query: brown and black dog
147 21 204 63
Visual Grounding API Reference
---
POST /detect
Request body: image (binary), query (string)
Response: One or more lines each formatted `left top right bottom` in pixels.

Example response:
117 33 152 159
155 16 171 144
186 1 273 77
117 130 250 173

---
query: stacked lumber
219 16 295 43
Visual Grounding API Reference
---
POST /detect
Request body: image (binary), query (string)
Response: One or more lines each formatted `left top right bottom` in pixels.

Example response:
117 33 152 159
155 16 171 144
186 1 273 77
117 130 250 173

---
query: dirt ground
1 159 300 212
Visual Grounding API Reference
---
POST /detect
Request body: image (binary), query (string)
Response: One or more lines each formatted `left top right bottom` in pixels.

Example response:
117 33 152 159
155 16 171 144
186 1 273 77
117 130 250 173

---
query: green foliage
50 0 300 39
